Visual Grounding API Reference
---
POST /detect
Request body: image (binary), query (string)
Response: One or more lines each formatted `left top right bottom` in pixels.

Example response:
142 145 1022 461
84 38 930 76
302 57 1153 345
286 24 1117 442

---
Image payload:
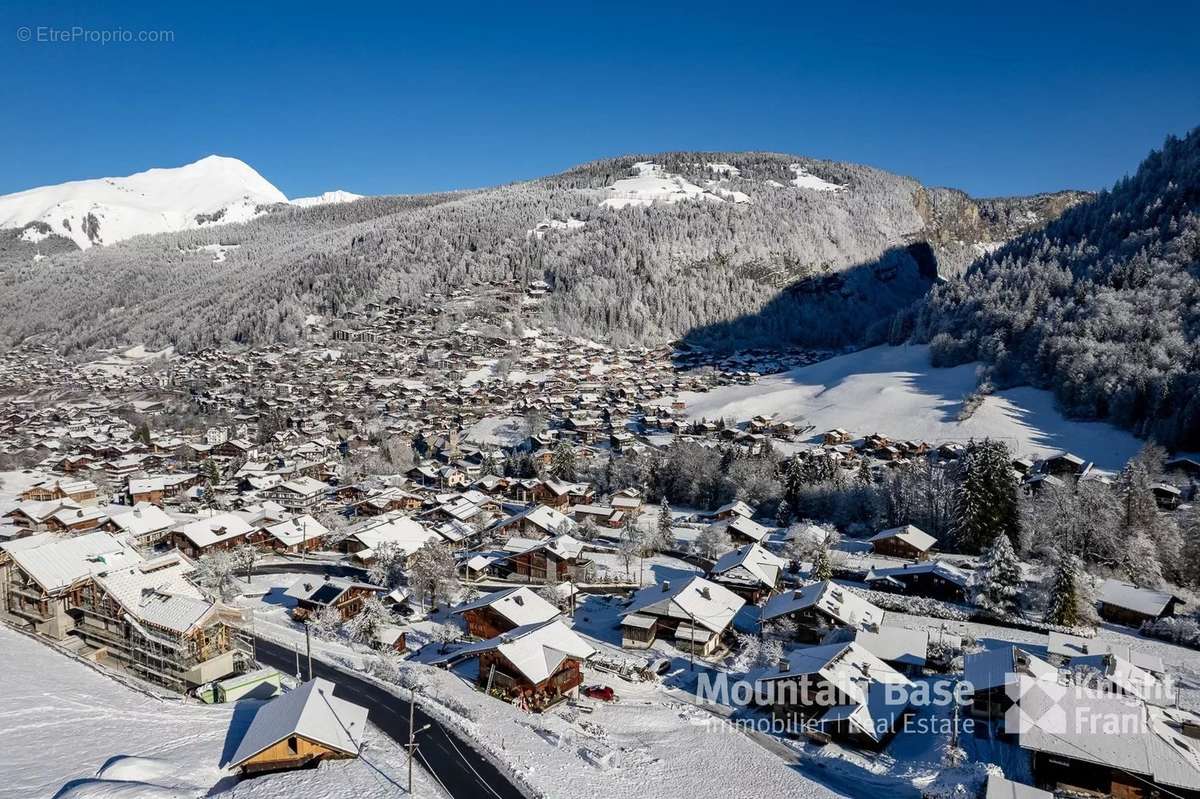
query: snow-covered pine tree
655 500 674 552
811 542 833 581
952 439 1019 553
550 441 576 480
974 533 1021 613
1045 551 1083 627
856 459 873 486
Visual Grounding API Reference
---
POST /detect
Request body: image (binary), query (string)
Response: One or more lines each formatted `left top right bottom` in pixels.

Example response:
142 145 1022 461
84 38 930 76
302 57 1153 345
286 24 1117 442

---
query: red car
583 685 616 702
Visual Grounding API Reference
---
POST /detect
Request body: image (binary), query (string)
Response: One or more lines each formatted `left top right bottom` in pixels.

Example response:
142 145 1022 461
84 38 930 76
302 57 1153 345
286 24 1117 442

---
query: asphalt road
252 637 527 799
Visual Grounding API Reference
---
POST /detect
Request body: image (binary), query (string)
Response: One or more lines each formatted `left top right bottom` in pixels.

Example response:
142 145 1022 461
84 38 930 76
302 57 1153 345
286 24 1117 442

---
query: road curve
252 636 528 799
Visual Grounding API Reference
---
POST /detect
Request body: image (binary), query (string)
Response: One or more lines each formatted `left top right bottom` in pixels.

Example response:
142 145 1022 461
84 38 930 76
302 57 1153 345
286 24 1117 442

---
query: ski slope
668 344 1146 471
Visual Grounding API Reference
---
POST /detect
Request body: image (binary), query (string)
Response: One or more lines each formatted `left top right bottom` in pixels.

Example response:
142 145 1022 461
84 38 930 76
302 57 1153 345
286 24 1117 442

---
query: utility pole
305 621 313 681
294 640 301 681
408 696 415 794
301 517 307 562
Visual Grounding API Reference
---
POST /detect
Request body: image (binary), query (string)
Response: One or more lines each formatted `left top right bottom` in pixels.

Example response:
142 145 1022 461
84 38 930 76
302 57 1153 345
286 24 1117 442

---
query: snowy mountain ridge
0 155 361 249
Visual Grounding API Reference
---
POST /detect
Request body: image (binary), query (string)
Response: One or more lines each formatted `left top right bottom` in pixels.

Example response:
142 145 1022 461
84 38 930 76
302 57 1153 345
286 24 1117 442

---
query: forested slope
0 152 1080 354
914 129 1200 449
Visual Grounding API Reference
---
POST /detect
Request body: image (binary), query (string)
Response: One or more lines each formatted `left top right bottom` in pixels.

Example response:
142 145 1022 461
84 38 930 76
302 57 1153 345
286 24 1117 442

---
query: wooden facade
1098 600 1180 628
509 549 592 584
869 536 929 561
238 734 354 776
478 648 583 710
461 606 517 640
293 584 378 622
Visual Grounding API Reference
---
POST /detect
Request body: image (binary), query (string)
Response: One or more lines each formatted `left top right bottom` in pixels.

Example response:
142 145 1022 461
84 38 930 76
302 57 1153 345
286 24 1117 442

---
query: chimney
661 580 670 592
699 587 711 600
513 595 524 606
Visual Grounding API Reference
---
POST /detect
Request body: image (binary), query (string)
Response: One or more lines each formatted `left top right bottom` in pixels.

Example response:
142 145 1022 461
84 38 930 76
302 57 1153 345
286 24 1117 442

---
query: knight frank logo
1004 674 1070 735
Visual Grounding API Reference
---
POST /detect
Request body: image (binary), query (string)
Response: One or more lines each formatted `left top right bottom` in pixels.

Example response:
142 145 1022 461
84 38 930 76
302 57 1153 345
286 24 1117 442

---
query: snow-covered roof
710 543 787 588
760 581 882 629
756 641 912 742
713 500 754 518
491 504 575 536
229 678 368 767
263 514 328 547
107 503 175 538
1097 579 1181 617
1016 685 1200 790
724 515 771 543
93 553 214 634
1046 631 1165 675
507 533 587 561
178 513 254 549
864 560 969 587
624 576 745 635
450 618 594 684
3 531 142 594
867 524 937 552
284 575 382 605
847 626 929 668
962 645 1056 693
452 586 560 627
273 476 331 497
351 516 439 556
985 774 1053 799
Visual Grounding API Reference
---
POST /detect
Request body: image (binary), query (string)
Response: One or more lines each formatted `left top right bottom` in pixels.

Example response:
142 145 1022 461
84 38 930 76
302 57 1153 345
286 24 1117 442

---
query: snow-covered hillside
600 161 752 209
0 625 444 799
290 189 364 208
0 155 287 249
664 345 1147 471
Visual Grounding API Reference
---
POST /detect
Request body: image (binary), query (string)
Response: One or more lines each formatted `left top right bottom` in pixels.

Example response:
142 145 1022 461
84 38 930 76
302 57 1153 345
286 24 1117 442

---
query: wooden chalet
285 575 385 622
867 524 937 561
229 678 368 775
451 586 560 639
1097 579 1184 627
445 618 593 711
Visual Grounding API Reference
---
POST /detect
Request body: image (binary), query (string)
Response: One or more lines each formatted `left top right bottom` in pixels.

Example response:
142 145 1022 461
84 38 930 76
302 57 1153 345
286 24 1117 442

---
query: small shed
200 667 283 704
1097 579 1183 627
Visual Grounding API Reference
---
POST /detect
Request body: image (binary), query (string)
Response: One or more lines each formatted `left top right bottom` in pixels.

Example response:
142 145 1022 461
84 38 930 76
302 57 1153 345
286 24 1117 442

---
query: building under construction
0 530 251 692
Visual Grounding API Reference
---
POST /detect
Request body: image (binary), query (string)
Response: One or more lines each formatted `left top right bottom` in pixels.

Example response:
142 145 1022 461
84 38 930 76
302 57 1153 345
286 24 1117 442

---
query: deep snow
664 344 1147 471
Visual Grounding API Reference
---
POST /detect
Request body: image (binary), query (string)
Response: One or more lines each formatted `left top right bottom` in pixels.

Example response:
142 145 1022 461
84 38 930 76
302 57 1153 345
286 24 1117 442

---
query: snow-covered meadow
665 344 1148 471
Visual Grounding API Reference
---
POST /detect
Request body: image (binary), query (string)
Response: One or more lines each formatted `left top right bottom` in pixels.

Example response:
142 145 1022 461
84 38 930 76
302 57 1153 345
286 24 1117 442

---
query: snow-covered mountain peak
0 155 288 249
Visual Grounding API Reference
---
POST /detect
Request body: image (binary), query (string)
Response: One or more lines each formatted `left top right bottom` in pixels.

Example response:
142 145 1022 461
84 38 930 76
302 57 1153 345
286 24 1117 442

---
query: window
287 736 299 755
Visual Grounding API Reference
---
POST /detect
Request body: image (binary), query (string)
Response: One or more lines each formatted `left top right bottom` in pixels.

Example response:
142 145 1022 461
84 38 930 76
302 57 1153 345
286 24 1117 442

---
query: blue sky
1 0 1197 199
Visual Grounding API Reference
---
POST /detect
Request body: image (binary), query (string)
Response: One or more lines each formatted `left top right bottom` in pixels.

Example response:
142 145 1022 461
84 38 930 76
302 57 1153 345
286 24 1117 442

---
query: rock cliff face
915 187 1093 277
